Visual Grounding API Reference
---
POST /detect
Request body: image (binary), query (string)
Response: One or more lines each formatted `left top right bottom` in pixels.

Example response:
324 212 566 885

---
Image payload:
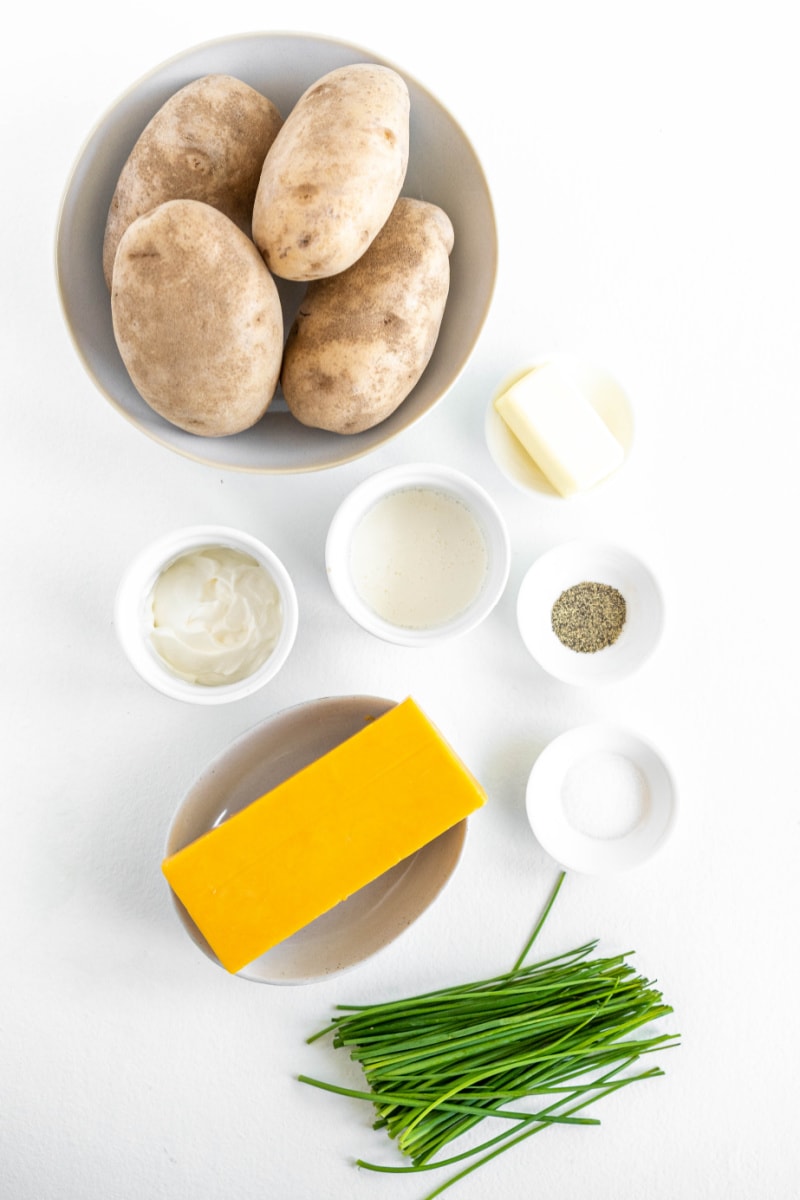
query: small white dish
114 525 298 703
526 723 677 875
517 540 664 685
485 353 634 498
165 695 469 983
326 462 511 646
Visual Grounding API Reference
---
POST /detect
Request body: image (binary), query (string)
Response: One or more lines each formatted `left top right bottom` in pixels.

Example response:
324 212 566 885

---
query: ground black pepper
551 581 626 653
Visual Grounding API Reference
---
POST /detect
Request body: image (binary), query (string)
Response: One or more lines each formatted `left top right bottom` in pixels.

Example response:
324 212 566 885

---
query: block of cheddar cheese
162 698 486 973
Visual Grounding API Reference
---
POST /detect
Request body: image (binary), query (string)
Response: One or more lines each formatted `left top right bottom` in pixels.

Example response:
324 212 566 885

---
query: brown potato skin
111 199 283 437
281 198 454 434
103 74 282 289
252 64 409 282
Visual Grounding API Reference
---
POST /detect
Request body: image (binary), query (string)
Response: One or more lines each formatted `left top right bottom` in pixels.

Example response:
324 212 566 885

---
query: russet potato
252 64 409 282
110 199 283 437
281 198 454 434
103 74 282 289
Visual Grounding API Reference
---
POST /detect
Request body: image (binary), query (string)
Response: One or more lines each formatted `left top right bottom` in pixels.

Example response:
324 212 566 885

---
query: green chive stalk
300 872 679 1198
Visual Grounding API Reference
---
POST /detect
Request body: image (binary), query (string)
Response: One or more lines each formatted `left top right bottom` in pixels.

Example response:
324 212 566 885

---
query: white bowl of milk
326 463 511 647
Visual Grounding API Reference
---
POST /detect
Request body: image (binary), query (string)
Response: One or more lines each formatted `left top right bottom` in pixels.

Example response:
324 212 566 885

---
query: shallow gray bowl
56 32 497 473
164 695 469 983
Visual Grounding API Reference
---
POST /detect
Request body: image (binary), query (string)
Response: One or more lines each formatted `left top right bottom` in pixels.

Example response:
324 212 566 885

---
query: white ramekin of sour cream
114 526 299 703
325 463 511 647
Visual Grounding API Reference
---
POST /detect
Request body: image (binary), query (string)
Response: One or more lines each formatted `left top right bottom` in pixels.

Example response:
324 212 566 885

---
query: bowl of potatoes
56 33 498 473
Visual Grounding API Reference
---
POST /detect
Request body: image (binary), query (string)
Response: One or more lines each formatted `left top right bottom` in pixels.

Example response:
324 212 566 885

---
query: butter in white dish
148 546 283 686
494 362 624 497
349 487 488 630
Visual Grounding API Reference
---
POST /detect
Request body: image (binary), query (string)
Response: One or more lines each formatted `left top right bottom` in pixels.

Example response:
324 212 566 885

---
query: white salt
562 751 649 840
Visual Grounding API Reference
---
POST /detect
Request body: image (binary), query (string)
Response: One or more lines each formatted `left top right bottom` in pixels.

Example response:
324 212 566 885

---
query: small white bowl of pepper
516 540 664 686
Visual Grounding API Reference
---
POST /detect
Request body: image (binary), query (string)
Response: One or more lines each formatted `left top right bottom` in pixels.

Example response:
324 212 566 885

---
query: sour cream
349 487 489 630
148 546 282 686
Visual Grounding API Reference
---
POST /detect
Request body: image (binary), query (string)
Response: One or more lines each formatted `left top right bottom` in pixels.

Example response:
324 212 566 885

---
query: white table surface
3 2 798 1197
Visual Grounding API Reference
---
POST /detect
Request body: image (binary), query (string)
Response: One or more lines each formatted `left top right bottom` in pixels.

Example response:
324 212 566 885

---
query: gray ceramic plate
56 33 497 473
164 695 469 983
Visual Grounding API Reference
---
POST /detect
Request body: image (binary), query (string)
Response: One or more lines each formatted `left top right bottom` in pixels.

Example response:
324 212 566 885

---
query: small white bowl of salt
525 724 677 874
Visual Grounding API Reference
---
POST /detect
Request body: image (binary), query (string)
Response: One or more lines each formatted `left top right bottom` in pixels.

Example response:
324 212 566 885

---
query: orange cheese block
162 698 486 973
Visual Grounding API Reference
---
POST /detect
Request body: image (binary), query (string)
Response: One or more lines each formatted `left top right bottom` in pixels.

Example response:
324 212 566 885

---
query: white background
3 2 798 1197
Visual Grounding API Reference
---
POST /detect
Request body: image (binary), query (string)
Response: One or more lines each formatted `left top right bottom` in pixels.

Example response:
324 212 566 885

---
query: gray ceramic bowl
164 695 470 983
56 33 497 473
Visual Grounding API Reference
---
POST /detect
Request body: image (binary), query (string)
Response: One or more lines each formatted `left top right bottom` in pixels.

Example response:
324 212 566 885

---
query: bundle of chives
300 873 679 1198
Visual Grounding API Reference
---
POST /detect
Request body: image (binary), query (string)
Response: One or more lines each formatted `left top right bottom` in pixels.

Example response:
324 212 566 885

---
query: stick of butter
494 363 624 496
162 698 486 973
